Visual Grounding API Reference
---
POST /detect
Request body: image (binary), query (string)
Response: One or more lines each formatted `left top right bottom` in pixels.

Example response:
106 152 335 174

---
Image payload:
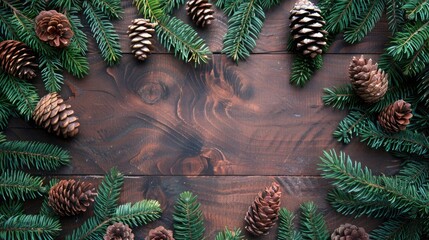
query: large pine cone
145 226 175 240
127 19 157 61
331 223 369 240
186 0 215 27
0 40 38 80
48 179 97 216
33 92 80 138
289 0 327 58
378 100 413 132
35 10 74 48
244 182 281 236
104 222 135 240
349 55 388 103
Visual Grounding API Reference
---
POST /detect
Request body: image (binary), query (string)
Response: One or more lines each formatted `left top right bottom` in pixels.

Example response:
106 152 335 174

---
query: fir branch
0 201 23 217
289 55 323 87
90 0 123 19
0 169 44 200
325 0 369 34
367 85 415 113
215 0 228 9
215 227 244 240
387 21 429 61
385 0 406 34
83 0 122 65
0 96 13 130
222 0 244 16
0 133 5 143
417 68 429 107
0 214 61 240
0 7 17 39
403 0 429 21
94 167 124 220
299 202 329 240
67 11 88 54
322 84 359 110
257 0 281 10
401 43 429 76
0 140 70 171
23 0 47 18
53 0 83 11
332 109 370 144
0 73 39 121
222 1 265 62
398 160 429 186
112 200 162 227
371 218 423 240
39 55 64 93
161 0 186 14
278 208 303 240
378 52 406 86
65 216 103 240
60 42 90 79
173 191 205 240
343 0 384 44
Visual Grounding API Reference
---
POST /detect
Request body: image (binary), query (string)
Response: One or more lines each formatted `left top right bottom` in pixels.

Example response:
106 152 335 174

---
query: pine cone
331 223 369 240
186 0 215 27
48 179 97 216
104 222 135 240
244 182 281 236
289 0 327 58
127 19 157 61
349 55 388 103
378 99 413 132
35 10 74 48
0 40 38 80
33 92 80 138
145 226 175 240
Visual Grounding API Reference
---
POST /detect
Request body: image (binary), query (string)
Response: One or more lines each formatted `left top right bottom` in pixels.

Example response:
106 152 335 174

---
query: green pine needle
0 140 70 171
385 0 406 34
289 55 323 87
403 0 429 21
60 42 90 79
53 0 83 11
0 201 24 217
161 0 185 14
371 218 423 240
222 1 265 62
257 0 281 10
322 84 359 110
401 43 429 77
0 96 13 130
90 0 123 19
39 179 60 217
332 109 370 144
325 0 369 34
94 167 124 220
223 0 245 17
23 0 47 18
0 169 44 200
112 200 162 227
215 227 244 240
0 214 61 240
0 73 39 121
0 133 5 143
65 216 103 240
398 160 429 186
67 12 88 54
0 7 18 39
278 208 303 240
417 68 429 107
299 202 329 240
39 55 64 93
173 191 205 240
387 21 429 61
83 0 122 65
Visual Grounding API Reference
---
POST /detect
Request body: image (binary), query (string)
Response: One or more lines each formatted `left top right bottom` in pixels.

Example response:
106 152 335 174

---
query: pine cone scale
128 19 156 61
378 100 412 132
36 10 74 48
187 0 214 27
0 40 38 79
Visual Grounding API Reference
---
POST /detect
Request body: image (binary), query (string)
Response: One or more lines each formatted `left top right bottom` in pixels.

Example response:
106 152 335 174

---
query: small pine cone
186 0 215 27
145 226 175 240
33 92 80 138
0 40 38 80
127 19 157 61
48 179 97 216
331 223 369 240
104 222 135 240
378 100 413 132
289 0 327 58
35 10 74 48
244 182 281 236
349 55 388 103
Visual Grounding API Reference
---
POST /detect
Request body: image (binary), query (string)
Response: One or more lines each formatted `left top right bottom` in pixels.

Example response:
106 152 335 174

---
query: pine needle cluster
173 191 205 240
215 227 244 240
320 149 429 239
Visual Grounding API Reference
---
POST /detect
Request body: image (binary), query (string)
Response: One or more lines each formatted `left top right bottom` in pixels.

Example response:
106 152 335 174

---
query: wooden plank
6 54 399 176
24 176 382 239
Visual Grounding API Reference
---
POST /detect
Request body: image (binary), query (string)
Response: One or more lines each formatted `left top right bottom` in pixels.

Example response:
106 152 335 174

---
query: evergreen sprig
0 96 13 130
371 218 423 240
215 228 244 240
403 0 429 21
277 208 303 240
39 55 64 93
0 169 44 200
289 55 323 87
173 191 205 240
0 214 61 240
299 202 329 240
0 201 24 217
161 0 185 14
94 167 123 220
332 109 370 144
386 0 406 34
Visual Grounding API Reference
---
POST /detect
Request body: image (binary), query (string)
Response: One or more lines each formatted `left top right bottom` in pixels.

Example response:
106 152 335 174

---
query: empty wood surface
5 1 399 239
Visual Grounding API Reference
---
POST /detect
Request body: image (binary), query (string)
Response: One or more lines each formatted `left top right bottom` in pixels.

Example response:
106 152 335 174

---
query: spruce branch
398 160 429 186
0 132 5 143
0 201 24 217
0 96 13 130
23 0 47 18
403 0 429 21
112 200 162 227
39 55 64 93
387 21 429 61
325 0 369 34
289 55 323 87
385 0 406 34
60 42 90 79
215 227 244 240
222 0 265 62
0 7 17 39
322 84 359 110
0 214 61 240
0 169 44 200
0 140 70 171
222 0 245 17
257 0 281 10
370 218 423 240
94 167 124 220
53 0 83 11
90 0 123 19
278 208 303 240
401 43 429 76
299 202 329 240
173 191 205 240
161 0 186 14
67 11 88 54
417 68 429 107
378 52 406 86
332 109 370 144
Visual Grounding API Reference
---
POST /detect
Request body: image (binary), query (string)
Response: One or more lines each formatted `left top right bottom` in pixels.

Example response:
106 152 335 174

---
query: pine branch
332 109 370 144
39 55 64 93
299 202 329 240
385 0 406 34
23 0 47 18
325 0 369 34
0 214 61 240
343 0 384 44
322 84 359 110
173 191 205 240
0 73 39 121
367 85 415 113
65 216 103 240
278 208 303 240
83 0 121 65
378 52 406 86
0 140 70 171
0 133 5 143
371 218 423 240
67 11 88 54
222 1 265 62
90 0 123 19
161 0 186 14
0 201 23 217
417 68 429 107
112 200 162 227
401 43 429 76
222 0 245 16
60 41 90 79
403 0 429 21
0 169 44 200
215 227 244 240
289 55 323 87
257 0 281 10
398 160 429 186
0 96 13 130
387 21 429 61
94 167 124 220
0 7 17 39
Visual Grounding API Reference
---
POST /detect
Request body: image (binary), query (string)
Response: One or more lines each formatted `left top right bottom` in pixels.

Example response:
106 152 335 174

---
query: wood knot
138 81 167 104
200 148 232 175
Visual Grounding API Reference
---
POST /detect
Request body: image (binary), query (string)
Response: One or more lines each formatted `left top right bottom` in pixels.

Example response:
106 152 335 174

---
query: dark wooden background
5 1 401 239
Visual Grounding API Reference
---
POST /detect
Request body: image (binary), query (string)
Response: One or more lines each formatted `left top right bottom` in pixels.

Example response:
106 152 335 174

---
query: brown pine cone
104 222 135 240
331 223 369 240
186 0 215 27
145 226 175 240
48 179 97 216
244 182 281 236
289 0 327 58
0 40 38 80
33 92 80 138
349 55 388 103
35 10 74 48
378 100 413 132
127 18 157 61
